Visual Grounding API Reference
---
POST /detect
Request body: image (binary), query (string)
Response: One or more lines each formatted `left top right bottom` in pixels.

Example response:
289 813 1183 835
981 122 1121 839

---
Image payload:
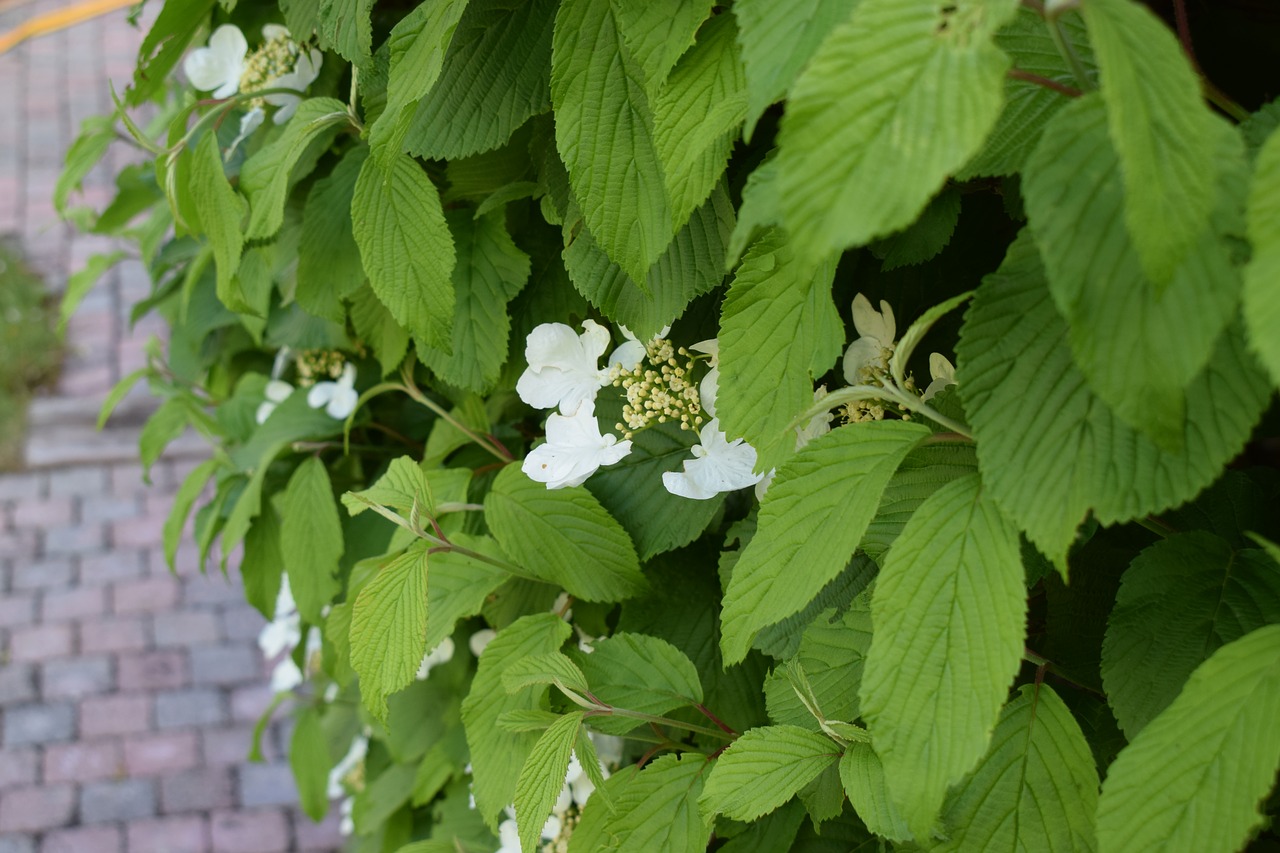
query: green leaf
342 457 432 519
700 725 840 822
289 707 332 822
720 421 930 664
515 711 583 853
862 442 979 564
551 0 673 283
575 633 703 733
129 0 216 105
861 473 1026 836
56 116 115 214
1096 625 1280 853
869 186 961 271
350 545 428 720
240 98 349 241
61 252 125 335
654 13 748 230
139 399 191 482
564 183 734 339
718 229 841 470
503 653 589 696
571 754 713 853
1244 125 1280 388
936 684 1099 851
402 0 555 160
163 458 219 572
417 210 530 391
1101 531 1280 738
281 457 344 624
318 0 373 65
1082 0 1218 284
612 0 714 95
839 744 910 842
425 534 510 651
188 133 246 304
349 285 411 377
297 146 368 323
463 613 572 825
241 507 285 620
1023 95 1245 447
352 152 457 355
764 605 873 732
733 0 859 139
485 465 647 602
776 0 1018 259
956 232 1271 570
727 152 779 266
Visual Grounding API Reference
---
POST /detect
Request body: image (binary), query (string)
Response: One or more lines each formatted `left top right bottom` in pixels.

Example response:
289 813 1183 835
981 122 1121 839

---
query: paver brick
4 702 75 746
191 643 262 686
201 726 259 766
112 575 179 614
219 604 265 642
43 739 123 783
0 471 46 501
118 649 187 691
9 558 74 592
42 655 113 699
42 522 106 556
78 615 150 652
238 763 299 809
111 513 165 549
124 730 200 776
0 783 76 833
0 746 38 789
0 528 38 558
292 807 345 851
40 583 108 622
160 767 235 814
155 687 227 729
48 466 107 497
8 622 75 661
210 808 290 853
0 838 35 853
39 824 124 853
182 575 246 606
80 494 141 524
0 661 38 705
80 693 152 737
78 550 146 584
126 815 210 853
229 684 273 723
80 777 157 822
152 609 220 646
10 496 75 529
0 592 37 628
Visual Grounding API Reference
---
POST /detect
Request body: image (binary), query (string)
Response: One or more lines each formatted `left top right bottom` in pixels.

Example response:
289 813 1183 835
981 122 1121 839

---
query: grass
0 239 62 470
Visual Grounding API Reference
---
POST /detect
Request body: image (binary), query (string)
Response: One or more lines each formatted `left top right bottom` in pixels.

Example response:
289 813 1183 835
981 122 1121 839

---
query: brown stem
1008 68 1081 98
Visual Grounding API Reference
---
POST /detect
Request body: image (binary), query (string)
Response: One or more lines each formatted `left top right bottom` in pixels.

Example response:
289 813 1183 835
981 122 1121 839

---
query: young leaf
718 229 841 471
462 613 572 825
297 146 368 323
485 465 647 602
776 0 1019 260
700 725 840 822
1243 125 1280 388
350 545 428 721
1082 0 1218 284
351 152 457 355
956 232 1271 571
187 132 246 309
575 633 703 732
515 711 583 853
342 457 432 519
502 653 590 696
55 116 115 214
424 534 511 652
764 605 873 732
1096 625 1280 853
139 399 191 482
571 754 713 853
935 684 1099 851
839 743 911 842
241 507 285 621
862 442 980 564
720 421 930 664
1101 532 1280 738
861 473 1026 837
551 0 673 283
289 706 332 822
163 458 219 572
129 0 216 105
281 457 344 624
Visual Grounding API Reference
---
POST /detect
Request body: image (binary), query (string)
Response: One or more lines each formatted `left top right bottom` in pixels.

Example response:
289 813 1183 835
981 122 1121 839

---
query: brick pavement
0 3 346 850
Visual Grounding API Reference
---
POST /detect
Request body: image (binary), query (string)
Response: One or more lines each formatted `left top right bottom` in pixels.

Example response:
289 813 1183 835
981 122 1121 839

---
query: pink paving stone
80 693 153 738
40 823 124 853
111 575 180 615
0 527 38 557
201 727 262 766
10 496 75 528
8 621 75 661
43 739 124 783
210 809 290 853
0 746 38 789
0 783 76 833
79 615 150 652
0 592 37 628
124 730 200 776
41 584 108 621
152 609 221 647
118 650 188 691
229 683 274 723
111 512 166 549
127 815 210 853
79 549 148 584
293 808 346 851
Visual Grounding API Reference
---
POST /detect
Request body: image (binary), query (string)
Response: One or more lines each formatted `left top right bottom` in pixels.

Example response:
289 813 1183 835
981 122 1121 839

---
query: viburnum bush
57 0 1280 850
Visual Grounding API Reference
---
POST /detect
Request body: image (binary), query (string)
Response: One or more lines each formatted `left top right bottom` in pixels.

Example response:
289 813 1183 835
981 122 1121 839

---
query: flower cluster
841 293 957 422
609 332 704 438
255 350 359 424
257 578 316 693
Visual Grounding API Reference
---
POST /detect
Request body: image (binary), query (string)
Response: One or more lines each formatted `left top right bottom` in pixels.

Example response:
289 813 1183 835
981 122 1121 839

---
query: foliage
60 0 1280 850
0 242 62 470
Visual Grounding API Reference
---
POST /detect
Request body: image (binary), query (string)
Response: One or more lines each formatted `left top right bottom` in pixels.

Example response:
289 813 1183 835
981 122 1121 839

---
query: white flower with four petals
307 362 359 420
516 320 612 415
842 293 897 385
662 418 764 500
521 401 632 489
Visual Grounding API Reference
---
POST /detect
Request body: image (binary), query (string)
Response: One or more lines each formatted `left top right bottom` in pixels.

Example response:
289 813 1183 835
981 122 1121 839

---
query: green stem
399 365 513 462
884 386 974 440
1046 17 1093 93
584 707 735 741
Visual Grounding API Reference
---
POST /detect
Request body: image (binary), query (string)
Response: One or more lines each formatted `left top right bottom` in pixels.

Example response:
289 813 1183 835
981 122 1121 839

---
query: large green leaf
718 229 841 470
463 613 572 826
1243 125 1280 388
720 421 930 664
515 711 582 853
485 465 647 602
424 535 511 652
764 604 873 732
1023 95 1245 447
349 285 410 377
612 0 714 95
351 152 456 354
570 754 713 853
861 473 1026 836
417 211 530 391
1096 625 1280 853
936 684 1099 851
402 0 555 160
552 0 674 283
289 707 332 822
350 545 427 720
1101 531 1280 738
840 744 910 843
129 0 215 105
297 146 368 322
775 0 1018 260
733 0 859 139
1082 0 1218 284
280 457 344 623
318 0 373 65
862 442 979 564
575 633 703 734
187 133 245 301
700 725 840 822
956 233 1271 570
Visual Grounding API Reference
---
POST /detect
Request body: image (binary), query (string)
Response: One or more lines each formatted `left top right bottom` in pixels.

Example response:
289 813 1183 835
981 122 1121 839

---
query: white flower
259 26 323 125
339 796 355 836
255 379 296 425
516 320 612 415
755 386 833 500
415 637 455 680
270 656 303 693
183 24 248 98
327 732 369 799
842 294 897 386
662 418 764 500
258 577 301 660
469 629 496 658
921 352 957 402
690 339 720 418
307 362 358 419
522 401 632 489
607 324 670 371
592 734 624 770
496 811 561 853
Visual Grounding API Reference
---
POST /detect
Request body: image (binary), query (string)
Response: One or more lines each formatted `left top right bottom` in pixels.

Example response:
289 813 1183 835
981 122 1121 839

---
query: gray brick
155 688 226 729
41 656 114 699
218 604 264 642
0 661 38 706
0 837 36 853
159 767 234 814
189 643 262 686
42 523 106 556
3 702 75 746
0 746 38 790
0 471 46 501
9 557 74 591
152 609 220 646
80 778 157 823
237 763 298 809
48 466 107 497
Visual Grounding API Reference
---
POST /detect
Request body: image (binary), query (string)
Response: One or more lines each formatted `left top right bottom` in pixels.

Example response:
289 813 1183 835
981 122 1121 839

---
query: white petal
690 338 719 366
517 322 612 414
700 366 719 418
269 94 302 124
265 380 294 403
261 23 291 41
227 108 266 157
254 401 276 425
326 385 359 420
842 337 883 385
497 820 520 853
590 733 624 768
275 575 297 617
270 657 303 692
541 813 562 841
522 402 632 489
183 25 247 96
664 420 762 500
257 619 294 659
929 352 956 383
851 293 895 343
607 339 646 370
468 629 496 658
307 381 337 410
570 771 597 806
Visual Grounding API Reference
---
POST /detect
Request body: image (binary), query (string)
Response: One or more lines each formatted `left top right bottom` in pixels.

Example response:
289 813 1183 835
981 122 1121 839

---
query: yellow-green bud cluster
294 350 345 386
843 400 887 424
543 811 579 853
852 341 896 388
609 341 704 439
239 33 301 104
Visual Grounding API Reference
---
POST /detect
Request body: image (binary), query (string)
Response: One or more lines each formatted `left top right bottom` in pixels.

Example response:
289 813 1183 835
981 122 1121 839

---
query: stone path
0 3 344 850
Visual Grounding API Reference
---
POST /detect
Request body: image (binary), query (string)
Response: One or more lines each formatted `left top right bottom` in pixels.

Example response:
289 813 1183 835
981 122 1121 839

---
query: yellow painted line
0 0 136 55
